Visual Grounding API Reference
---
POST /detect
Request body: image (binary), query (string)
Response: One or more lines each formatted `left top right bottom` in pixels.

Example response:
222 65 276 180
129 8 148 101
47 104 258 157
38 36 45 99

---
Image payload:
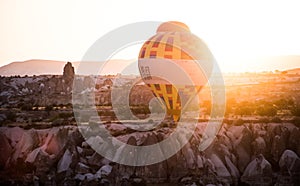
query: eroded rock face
289 127 300 155
63 62 74 82
57 149 73 173
279 150 300 173
0 123 299 185
44 127 69 156
11 129 39 163
278 150 300 186
0 132 12 169
241 154 272 185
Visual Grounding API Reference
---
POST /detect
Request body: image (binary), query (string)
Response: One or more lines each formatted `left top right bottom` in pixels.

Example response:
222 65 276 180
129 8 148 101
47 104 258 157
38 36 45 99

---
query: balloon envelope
138 21 214 121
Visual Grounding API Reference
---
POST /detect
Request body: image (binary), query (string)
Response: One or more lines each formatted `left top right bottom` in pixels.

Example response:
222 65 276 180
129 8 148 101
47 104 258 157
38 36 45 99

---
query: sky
0 0 300 72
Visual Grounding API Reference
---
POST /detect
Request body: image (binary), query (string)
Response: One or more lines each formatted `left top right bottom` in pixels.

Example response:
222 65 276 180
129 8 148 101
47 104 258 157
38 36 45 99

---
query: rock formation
0 122 299 185
63 62 74 82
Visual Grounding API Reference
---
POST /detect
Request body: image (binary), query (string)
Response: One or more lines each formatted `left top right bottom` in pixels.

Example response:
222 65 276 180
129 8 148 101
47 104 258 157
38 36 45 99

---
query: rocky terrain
1 62 300 185
0 62 75 108
0 62 151 110
0 121 299 186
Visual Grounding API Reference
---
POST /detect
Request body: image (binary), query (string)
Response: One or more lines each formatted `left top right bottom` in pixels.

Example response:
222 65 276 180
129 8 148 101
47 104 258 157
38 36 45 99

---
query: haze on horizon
0 0 300 73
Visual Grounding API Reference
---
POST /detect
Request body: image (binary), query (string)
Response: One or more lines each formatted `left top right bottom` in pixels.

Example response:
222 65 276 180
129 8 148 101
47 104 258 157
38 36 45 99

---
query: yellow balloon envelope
138 21 213 121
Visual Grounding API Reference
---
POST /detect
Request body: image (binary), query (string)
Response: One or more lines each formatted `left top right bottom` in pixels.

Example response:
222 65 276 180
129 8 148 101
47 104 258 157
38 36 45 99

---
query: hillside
0 59 137 76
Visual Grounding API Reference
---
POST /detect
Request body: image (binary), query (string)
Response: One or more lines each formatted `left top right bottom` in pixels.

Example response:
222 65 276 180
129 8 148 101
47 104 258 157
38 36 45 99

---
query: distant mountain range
0 60 68 76
258 55 300 73
0 56 299 76
285 68 300 74
0 59 138 76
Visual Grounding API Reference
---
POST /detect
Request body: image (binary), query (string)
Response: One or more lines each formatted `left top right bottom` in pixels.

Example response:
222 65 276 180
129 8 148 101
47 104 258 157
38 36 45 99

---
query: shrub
21 104 32 111
258 117 270 123
233 118 244 126
58 112 74 118
270 116 282 123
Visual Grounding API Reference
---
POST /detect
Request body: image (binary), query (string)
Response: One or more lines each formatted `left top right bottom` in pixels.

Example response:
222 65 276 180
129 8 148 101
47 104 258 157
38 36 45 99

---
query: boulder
12 129 39 162
75 162 91 174
252 136 266 156
57 149 72 173
107 124 127 136
241 154 272 184
232 126 253 172
25 147 55 177
87 152 103 167
3 126 24 147
288 127 300 155
0 132 12 169
44 127 69 156
96 164 112 177
74 173 95 181
138 133 164 166
279 150 300 173
25 147 47 163
225 156 240 178
271 135 286 162
209 154 231 178
235 145 251 172
181 144 196 169
86 136 104 148
113 135 137 165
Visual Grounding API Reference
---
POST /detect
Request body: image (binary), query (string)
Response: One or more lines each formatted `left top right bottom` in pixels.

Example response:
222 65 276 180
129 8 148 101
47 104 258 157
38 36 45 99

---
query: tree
271 116 282 123
233 118 244 126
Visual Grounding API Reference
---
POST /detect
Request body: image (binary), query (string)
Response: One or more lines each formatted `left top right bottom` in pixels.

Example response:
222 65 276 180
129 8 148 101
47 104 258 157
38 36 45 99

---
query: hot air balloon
138 21 214 122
